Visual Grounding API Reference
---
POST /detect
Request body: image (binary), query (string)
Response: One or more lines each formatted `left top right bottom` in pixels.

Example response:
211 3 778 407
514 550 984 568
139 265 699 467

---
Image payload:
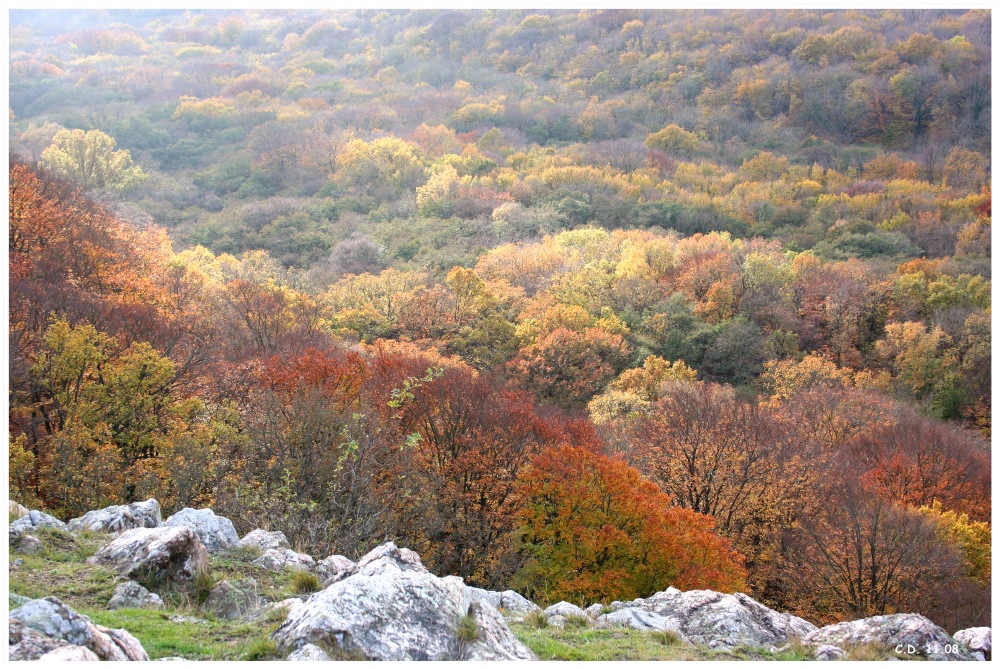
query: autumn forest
7 9 991 633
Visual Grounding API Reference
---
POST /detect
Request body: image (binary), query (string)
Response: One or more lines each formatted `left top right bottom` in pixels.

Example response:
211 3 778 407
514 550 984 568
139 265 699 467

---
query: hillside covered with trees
8 8 991 634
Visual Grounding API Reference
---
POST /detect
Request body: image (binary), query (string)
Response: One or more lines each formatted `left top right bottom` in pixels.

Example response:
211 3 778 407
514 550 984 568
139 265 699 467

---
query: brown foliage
513 442 746 606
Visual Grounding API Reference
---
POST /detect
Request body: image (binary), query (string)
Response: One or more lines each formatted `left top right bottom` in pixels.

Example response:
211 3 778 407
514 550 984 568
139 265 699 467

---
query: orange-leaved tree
512 442 746 606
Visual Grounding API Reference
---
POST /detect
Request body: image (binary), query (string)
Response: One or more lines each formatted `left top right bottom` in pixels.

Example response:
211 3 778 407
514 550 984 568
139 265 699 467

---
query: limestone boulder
163 507 239 554
203 579 264 620
239 528 290 551
10 619 74 661
10 596 149 660
15 534 42 554
467 587 540 620
287 643 333 661
813 644 846 661
544 601 588 621
271 542 535 661
9 500 29 519
68 499 161 534
954 627 991 661
39 645 102 660
9 509 67 543
252 547 316 572
316 554 355 583
803 613 973 661
634 589 817 650
107 581 164 610
87 526 208 583
598 607 689 640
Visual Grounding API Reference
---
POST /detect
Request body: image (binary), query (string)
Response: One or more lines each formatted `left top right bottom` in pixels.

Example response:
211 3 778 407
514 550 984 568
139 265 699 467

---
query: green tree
40 129 148 190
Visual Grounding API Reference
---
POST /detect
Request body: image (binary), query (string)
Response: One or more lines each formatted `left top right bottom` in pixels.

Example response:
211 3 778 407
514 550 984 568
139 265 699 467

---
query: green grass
511 623 714 661
9 529 118 610
456 612 481 642
650 629 683 646
9 526 288 660
86 608 283 660
291 569 322 594
523 609 549 628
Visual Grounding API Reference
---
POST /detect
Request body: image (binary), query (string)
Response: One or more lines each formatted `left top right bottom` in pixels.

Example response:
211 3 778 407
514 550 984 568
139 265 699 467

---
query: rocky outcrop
625 588 817 650
9 509 67 543
802 613 973 661
316 554 355 583
163 507 239 554
68 500 162 534
14 534 42 554
467 587 540 620
252 547 316 572
239 528 289 551
598 607 688 640
287 643 333 661
544 601 589 620
203 579 264 620
10 619 77 661
9 596 149 661
87 526 208 583
811 644 846 660
954 627 991 661
271 542 535 661
107 581 164 610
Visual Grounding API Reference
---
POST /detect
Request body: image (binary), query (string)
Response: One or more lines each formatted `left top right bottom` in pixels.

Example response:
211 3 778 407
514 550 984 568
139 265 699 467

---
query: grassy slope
9 526 908 661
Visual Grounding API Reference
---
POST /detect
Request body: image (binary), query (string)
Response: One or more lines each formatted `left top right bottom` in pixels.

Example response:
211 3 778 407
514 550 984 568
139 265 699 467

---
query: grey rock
271 542 535 661
108 581 164 610
954 627 990 661
252 547 316 572
257 598 306 621
547 614 567 629
351 541 426 575
10 593 33 607
584 603 604 619
87 526 209 584
317 554 355 583
10 619 72 661
203 579 264 620
39 644 102 660
9 596 149 660
803 613 973 661
240 528 290 551
813 644 846 661
9 508 67 543
636 589 817 650
68 499 161 534
467 587 540 620
9 500 29 519
599 608 688 640
288 643 333 661
15 534 42 554
544 601 588 620
163 507 239 554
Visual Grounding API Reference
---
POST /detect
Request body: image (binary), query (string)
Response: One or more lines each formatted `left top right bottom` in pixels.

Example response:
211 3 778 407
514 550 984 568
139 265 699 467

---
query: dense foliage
8 8 991 631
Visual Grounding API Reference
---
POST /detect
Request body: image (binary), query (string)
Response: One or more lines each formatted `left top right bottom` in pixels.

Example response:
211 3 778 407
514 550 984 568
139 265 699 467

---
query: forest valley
7 8 991 634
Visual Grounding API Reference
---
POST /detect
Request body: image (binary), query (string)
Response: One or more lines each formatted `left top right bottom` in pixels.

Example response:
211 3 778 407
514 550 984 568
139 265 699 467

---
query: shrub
456 612 481 642
650 629 682 646
291 570 322 594
524 610 549 629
